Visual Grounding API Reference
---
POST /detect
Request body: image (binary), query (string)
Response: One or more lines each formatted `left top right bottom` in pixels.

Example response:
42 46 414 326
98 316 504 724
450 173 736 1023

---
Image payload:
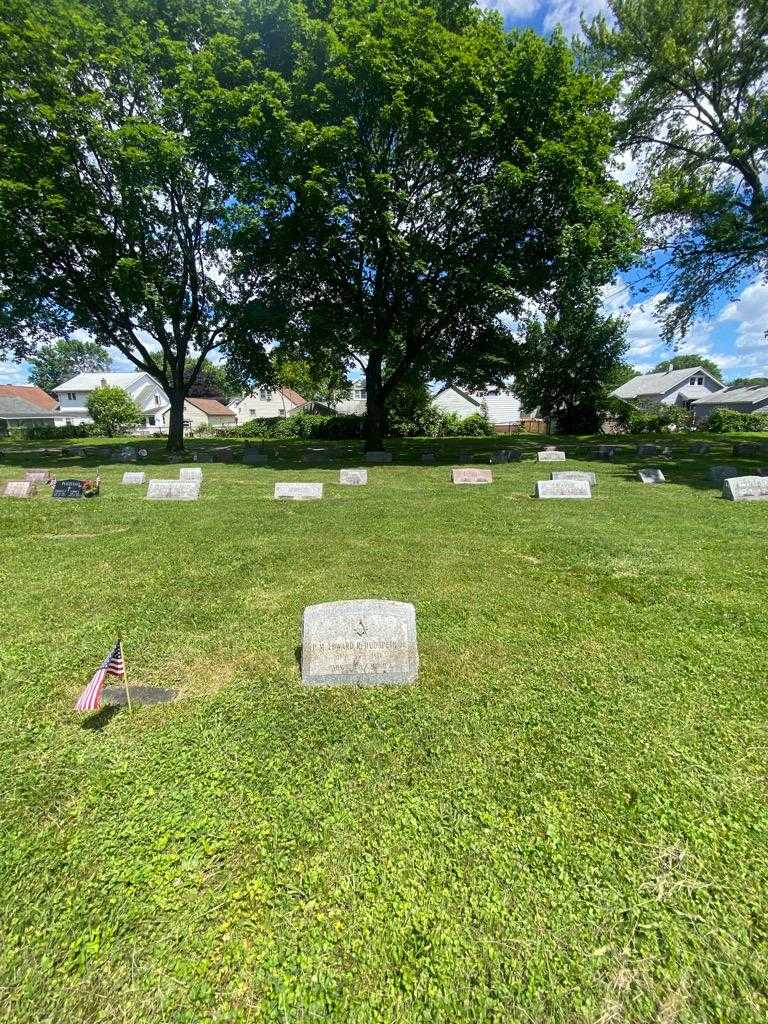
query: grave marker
366 451 392 463
733 442 758 456
274 482 323 500
420 452 436 463
637 444 659 456
25 469 49 483
491 449 522 463
535 479 591 499
243 448 268 465
452 467 492 484
638 468 666 484
537 450 566 462
122 471 146 485
53 479 96 499
179 467 203 482
551 470 596 486
146 479 200 501
302 599 418 686
723 476 768 502
709 465 738 485
3 481 36 498
339 468 368 485
689 442 711 454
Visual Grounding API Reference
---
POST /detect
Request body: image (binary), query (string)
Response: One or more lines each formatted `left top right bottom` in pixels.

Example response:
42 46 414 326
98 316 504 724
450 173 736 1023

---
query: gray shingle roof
611 366 720 400
692 385 768 407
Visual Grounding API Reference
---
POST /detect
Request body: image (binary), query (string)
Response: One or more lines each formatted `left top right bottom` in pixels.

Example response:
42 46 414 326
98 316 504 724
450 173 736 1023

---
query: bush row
615 403 693 434
3 423 100 440
217 410 496 440
703 408 768 433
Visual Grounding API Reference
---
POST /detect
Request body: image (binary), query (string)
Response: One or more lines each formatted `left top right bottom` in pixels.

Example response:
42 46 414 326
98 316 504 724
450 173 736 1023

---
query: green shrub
218 413 365 441
616 403 693 433
705 408 768 433
7 423 99 440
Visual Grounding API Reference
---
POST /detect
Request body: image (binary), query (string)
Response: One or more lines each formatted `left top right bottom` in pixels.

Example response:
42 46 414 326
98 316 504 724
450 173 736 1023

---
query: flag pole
119 637 133 712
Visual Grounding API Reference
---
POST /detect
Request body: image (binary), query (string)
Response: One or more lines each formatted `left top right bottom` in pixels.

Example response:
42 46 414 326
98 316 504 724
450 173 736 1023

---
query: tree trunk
364 352 386 451
167 388 186 452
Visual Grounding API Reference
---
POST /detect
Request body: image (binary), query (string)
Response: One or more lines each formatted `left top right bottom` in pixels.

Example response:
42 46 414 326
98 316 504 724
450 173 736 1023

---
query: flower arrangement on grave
82 476 100 497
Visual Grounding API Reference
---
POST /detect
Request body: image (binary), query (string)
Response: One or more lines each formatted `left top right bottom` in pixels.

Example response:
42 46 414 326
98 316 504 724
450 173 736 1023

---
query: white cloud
476 0 541 18
719 279 768 355
543 0 610 35
0 359 29 385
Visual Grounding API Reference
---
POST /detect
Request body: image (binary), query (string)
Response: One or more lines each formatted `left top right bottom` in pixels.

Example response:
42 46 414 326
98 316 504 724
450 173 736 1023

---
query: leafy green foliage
1 434 767 1021
652 354 723 381
227 413 366 440
616 401 693 433
515 287 629 433
728 376 768 387
587 0 768 340
230 0 637 446
275 358 351 407
86 386 142 436
27 339 112 394
704 408 768 432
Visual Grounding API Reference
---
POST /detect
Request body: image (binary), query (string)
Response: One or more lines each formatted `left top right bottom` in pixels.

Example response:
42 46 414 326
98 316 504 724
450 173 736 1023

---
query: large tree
229 0 637 448
587 0 768 341
652 353 723 380
28 338 112 394
514 285 629 434
0 0 275 450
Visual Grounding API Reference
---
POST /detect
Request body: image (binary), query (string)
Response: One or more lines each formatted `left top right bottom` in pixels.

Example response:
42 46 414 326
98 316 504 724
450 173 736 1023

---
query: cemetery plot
452 468 492 484
274 482 323 500
537 450 566 462
146 479 201 501
535 479 591 499
339 469 368 485
3 481 36 498
638 468 666 484
122 472 146 485
723 476 768 501
551 470 596 486
302 599 418 686
365 451 393 463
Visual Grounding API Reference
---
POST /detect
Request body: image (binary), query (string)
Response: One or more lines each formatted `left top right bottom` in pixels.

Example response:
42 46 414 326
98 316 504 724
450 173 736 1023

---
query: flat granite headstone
3 481 36 498
274 482 323 500
594 444 619 460
537 450 566 462
689 442 711 454
146 479 200 501
552 470 596 486
52 479 92 499
733 442 759 457
638 468 666 484
339 468 367 485
421 452 436 463
25 469 49 483
243 448 268 465
366 451 393 463
491 449 522 463
637 444 660 456
101 685 177 707
723 476 768 502
709 465 738 485
122 471 146 485
452 467 492 484
212 447 234 463
535 479 591 499
179 467 203 482
302 599 418 686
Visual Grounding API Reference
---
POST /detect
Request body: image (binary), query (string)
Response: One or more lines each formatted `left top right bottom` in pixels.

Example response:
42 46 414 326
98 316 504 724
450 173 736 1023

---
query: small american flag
75 641 125 712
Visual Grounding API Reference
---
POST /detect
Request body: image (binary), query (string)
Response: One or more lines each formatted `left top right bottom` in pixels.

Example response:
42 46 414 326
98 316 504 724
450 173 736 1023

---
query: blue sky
2 0 765 387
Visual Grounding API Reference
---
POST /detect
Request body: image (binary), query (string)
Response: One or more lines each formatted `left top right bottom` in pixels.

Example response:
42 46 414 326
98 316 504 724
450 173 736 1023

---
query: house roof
279 387 306 407
0 394 58 420
611 366 721 400
0 384 58 410
692 384 768 407
186 396 236 418
53 372 145 392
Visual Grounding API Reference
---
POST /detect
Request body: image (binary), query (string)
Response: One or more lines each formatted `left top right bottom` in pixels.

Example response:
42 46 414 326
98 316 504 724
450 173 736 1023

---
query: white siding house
228 387 306 424
691 384 768 424
52 372 169 432
159 396 236 434
431 386 529 427
610 366 723 409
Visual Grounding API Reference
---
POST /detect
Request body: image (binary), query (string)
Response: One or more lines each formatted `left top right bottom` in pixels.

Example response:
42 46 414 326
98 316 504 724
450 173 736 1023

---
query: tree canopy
86 385 142 436
587 0 768 342
28 338 111 394
0 0 275 449
229 0 637 446
652 353 723 380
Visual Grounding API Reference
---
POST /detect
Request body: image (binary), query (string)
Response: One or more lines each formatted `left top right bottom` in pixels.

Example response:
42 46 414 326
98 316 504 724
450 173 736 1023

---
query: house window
697 376 703 385
353 387 367 400
67 392 76 401
279 409 286 417
155 394 160 405
259 389 270 401
249 408 256 415
146 415 156 426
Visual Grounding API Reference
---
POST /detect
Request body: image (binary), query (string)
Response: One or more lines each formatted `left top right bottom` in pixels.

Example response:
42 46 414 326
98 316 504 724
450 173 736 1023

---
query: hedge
704 408 768 433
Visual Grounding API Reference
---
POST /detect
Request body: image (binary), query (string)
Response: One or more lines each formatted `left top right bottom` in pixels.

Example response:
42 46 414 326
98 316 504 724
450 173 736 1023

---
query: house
334 382 368 416
159 396 236 434
228 387 306 425
0 384 59 413
690 384 768 425
610 366 723 410
0 393 59 433
431 385 536 430
52 371 169 432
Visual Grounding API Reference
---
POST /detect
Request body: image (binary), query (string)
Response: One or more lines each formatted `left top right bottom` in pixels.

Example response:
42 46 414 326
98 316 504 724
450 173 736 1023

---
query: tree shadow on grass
80 705 122 731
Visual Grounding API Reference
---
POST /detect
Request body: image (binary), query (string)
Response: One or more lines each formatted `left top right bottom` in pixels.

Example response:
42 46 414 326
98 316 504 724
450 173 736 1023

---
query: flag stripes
75 641 125 712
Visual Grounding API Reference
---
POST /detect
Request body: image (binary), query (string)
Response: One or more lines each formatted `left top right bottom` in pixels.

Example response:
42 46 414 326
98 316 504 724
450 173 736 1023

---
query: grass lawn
1 434 767 1023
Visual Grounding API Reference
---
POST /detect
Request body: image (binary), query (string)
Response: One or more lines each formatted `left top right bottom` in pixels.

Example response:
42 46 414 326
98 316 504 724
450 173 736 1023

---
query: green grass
1 435 767 1023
